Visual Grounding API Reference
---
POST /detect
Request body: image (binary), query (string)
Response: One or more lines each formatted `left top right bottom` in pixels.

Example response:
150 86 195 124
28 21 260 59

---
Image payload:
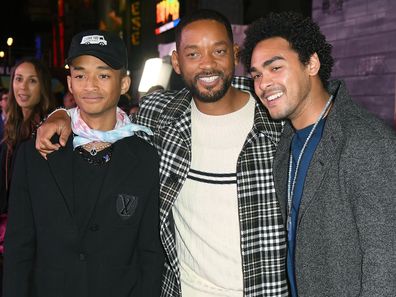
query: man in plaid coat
35 9 289 297
135 10 288 297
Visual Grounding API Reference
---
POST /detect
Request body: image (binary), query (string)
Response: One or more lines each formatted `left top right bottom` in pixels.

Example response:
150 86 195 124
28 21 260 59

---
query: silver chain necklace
286 95 333 231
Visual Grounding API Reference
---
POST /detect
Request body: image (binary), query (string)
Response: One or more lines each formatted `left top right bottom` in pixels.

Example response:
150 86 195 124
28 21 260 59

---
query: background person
0 89 9 142
146 84 164 95
240 11 396 297
0 57 56 295
62 90 76 109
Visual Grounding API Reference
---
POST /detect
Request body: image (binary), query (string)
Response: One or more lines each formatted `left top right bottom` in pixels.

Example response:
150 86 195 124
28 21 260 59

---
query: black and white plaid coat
135 76 289 297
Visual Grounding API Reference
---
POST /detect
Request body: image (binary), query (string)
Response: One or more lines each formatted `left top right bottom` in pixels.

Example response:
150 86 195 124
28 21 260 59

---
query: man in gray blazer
240 11 396 297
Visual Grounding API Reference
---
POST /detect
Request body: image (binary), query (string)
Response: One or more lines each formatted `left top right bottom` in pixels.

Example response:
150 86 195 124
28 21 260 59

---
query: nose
84 76 99 90
19 80 28 90
199 53 217 70
257 75 273 91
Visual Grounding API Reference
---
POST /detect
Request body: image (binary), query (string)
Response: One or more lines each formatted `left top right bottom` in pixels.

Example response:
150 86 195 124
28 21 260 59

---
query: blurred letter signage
131 1 141 45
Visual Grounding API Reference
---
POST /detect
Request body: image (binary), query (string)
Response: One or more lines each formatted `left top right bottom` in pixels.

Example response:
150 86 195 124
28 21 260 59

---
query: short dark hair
175 9 234 49
240 11 334 87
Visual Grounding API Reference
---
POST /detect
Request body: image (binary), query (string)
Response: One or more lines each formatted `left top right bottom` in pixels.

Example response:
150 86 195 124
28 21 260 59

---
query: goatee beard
183 72 233 103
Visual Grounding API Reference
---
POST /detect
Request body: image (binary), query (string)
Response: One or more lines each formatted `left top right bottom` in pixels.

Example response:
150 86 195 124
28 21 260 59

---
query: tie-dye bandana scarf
69 107 152 149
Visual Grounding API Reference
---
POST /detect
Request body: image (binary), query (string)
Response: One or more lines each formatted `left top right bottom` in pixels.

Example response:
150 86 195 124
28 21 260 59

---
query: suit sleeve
346 137 396 297
137 154 164 297
3 142 35 297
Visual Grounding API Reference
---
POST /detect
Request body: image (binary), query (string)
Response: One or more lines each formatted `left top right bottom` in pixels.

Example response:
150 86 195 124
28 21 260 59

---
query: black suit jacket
3 135 164 297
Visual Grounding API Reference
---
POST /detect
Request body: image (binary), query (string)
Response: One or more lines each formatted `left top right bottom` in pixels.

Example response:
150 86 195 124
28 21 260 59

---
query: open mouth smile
266 91 284 101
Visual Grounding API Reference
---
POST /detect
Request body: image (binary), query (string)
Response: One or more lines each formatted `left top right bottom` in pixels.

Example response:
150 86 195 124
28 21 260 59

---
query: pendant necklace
286 95 333 231
82 142 112 156
76 142 113 166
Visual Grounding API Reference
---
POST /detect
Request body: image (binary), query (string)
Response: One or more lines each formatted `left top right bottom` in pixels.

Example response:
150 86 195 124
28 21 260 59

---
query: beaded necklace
76 145 113 166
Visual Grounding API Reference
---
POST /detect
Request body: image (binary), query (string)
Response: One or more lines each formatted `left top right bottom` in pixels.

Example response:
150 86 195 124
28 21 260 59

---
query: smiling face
171 19 238 103
250 37 323 128
67 55 130 130
12 62 41 113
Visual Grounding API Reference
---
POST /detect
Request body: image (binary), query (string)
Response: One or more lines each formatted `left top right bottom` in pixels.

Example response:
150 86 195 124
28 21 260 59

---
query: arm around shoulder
35 108 72 159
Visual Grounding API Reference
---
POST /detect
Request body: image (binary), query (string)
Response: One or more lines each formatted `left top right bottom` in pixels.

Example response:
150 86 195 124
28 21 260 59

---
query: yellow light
0 51 4 58
6 37 13 47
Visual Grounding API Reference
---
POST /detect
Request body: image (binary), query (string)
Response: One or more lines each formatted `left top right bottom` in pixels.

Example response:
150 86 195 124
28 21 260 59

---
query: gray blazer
273 80 396 297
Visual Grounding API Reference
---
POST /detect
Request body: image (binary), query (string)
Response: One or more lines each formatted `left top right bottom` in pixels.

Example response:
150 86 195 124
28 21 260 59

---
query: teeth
199 76 219 83
267 92 283 101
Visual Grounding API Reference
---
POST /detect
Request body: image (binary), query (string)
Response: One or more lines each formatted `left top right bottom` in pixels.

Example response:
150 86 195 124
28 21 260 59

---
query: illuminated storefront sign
131 1 141 45
155 0 180 35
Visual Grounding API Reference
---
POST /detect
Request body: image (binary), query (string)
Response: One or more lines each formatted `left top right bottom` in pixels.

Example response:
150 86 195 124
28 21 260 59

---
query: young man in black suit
3 29 164 297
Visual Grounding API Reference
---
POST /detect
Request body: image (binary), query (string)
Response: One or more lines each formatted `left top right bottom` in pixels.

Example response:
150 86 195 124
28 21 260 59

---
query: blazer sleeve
137 156 164 297
2 142 35 297
346 137 396 297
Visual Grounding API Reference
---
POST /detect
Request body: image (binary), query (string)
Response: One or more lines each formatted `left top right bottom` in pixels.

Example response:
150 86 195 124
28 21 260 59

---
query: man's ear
66 76 73 94
308 52 321 76
171 50 181 74
233 44 240 66
120 75 131 95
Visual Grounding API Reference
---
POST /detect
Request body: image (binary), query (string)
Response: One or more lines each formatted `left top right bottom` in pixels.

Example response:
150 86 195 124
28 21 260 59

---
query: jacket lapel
157 90 192 218
79 137 138 235
47 138 75 218
297 110 342 222
273 123 293 223
158 88 192 147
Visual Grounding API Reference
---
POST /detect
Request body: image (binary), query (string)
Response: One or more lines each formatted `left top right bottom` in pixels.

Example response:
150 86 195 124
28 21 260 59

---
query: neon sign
155 0 180 35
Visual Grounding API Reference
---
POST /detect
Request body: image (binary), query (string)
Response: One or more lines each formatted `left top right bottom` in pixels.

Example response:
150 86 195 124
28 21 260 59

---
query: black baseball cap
66 29 128 69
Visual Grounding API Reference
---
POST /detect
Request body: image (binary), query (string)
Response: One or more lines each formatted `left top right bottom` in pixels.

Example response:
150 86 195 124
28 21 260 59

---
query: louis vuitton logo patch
116 194 138 220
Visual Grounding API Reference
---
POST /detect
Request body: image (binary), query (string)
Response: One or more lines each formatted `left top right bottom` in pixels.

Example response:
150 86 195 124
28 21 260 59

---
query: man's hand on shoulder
35 109 72 159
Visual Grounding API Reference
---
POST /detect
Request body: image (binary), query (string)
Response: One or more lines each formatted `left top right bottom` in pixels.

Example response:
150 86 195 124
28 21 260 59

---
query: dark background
0 0 395 127
0 0 312 68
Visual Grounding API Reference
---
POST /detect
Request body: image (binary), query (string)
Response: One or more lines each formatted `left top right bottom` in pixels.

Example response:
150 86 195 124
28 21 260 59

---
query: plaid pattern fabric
135 76 288 297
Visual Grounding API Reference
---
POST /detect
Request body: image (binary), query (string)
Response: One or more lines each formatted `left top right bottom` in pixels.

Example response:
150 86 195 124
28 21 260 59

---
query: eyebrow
72 65 112 71
15 74 38 79
182 40 229 51
182 45 198 51
249 55 285 72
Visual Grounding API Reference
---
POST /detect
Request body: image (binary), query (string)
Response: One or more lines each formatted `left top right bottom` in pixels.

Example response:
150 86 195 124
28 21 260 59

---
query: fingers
38 151 48 160
35 109 72 157
35 136 61 159
35 124 62 155
40 139 61 151
58 125 72 147
38 147 58 160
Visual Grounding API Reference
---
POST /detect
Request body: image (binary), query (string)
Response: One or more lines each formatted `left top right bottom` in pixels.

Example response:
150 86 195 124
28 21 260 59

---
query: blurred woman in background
0 57 55 291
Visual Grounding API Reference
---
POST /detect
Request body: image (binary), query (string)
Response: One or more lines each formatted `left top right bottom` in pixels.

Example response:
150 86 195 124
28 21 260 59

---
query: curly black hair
240 11 334 87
